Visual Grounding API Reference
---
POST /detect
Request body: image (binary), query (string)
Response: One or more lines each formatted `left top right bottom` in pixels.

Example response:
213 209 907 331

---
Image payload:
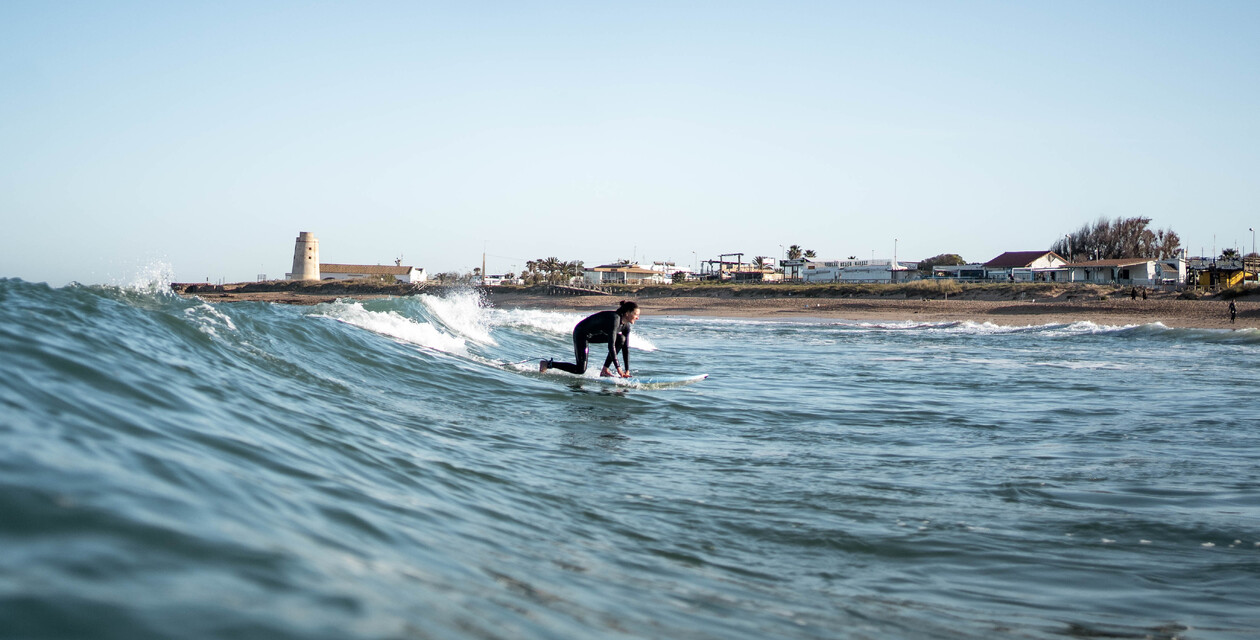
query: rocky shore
172 281 1258 329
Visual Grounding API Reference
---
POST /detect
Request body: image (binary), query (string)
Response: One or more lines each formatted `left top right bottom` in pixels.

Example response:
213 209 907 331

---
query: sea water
2 277 1258 639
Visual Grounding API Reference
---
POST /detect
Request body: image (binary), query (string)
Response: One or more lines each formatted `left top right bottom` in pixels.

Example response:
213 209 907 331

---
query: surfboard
582 373 708 388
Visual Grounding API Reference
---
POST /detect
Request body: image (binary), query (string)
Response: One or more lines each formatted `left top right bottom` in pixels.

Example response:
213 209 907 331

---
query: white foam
184 302 237 337
116 259 175 296
416 291 497 346
489 307 658 351
313 301 468 355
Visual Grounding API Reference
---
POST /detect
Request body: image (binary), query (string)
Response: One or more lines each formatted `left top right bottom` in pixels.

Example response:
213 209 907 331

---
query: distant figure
1229 300 1237 324
541 300 640 378
1141 287 1148 300
1130 287 1138 300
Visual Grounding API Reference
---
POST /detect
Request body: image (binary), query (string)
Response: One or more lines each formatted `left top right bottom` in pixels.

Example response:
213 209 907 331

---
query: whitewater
2 277 1259 639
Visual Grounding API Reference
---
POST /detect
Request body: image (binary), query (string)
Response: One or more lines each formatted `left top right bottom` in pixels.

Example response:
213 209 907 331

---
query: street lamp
1251 228 1255 256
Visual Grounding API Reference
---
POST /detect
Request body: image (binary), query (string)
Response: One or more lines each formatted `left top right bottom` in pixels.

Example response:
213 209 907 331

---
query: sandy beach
484 291 1255 329
178 284 1257 329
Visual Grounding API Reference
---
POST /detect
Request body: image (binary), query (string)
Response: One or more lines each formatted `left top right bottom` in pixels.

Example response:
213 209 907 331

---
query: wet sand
484 291 1256 329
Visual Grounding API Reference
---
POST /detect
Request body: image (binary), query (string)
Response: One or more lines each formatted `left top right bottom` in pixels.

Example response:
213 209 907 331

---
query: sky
2 1 1258 286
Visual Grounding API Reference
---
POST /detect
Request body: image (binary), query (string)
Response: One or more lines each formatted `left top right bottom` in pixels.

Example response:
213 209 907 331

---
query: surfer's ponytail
616 300 639 316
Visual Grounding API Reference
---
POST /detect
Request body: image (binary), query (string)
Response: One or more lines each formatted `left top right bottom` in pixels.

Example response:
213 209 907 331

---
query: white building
482 274 521 285
1063 257 1159 284
800 260 843 283
839 261 914 283
319 263 427 283
983 251 1070 281
583 264 667 285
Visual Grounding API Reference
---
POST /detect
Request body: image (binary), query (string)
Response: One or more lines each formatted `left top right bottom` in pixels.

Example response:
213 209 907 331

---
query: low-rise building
1066 259 1157 285
983 251 1070 281
931 264 988 280
583 264 667 285
319 263 427 283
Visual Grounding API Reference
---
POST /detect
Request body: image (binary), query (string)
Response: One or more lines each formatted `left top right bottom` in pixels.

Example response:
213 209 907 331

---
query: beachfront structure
931 263 988 280
482 274 521 286
288 232 321 281
1065 258 1187 286
801 260 843 283
1188 256 1253 289
780 258 913 283
318 263 427 283
983 251 1070 282
838 260 915 283
583 264 667 285
1066 259 1158 285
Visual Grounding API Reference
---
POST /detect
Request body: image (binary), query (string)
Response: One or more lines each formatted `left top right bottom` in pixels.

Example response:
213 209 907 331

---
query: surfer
541 300 639 378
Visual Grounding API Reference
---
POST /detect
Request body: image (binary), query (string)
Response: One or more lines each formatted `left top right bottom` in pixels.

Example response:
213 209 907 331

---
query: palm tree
1222 248 1241 260
752 256 769 270
786 245 803 260
803 249 817 259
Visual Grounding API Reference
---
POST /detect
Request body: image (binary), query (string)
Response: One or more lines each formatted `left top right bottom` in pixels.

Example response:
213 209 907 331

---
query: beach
486 291 1256 329
179 285 1257 329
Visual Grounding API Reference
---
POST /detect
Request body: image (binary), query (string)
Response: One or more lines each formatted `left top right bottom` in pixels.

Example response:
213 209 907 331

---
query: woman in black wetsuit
540 300 639 378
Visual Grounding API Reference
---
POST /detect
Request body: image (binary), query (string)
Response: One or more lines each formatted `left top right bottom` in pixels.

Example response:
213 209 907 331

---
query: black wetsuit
548 310 630 375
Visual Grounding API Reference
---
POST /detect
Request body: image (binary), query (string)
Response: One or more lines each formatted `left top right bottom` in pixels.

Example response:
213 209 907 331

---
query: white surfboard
581 373 708 388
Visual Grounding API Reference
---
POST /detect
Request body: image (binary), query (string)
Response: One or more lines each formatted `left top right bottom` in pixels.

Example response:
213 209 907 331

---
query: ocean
2 276 1258 639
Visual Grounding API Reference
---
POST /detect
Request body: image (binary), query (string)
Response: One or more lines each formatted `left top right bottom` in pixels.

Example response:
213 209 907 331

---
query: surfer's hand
620 370 631 378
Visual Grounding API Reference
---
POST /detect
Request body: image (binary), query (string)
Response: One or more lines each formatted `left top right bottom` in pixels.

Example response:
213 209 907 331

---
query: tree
1222 248 1241 260
1051 216 1181 261
918 253 967 274
752 256 770 270
785 245 816 260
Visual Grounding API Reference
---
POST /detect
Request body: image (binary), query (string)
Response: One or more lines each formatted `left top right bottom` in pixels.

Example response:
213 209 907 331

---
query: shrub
1219 284 1259 300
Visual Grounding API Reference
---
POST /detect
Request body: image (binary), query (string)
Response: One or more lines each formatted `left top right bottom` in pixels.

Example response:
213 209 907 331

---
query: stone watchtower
290 232 320 281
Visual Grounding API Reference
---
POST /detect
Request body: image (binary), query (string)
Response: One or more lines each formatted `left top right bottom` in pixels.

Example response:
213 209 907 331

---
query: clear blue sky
2 1 1257 285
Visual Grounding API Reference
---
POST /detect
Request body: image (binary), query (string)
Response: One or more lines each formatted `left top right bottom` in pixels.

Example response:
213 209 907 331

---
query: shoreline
181 289 1256 329
485 292 1253 329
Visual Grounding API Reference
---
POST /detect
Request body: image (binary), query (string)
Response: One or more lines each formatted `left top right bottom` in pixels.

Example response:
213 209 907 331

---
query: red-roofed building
982 251 1070 282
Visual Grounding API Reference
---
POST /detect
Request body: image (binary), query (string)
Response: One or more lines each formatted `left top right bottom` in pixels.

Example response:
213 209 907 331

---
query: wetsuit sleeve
602 314 622 369
621 326 630 371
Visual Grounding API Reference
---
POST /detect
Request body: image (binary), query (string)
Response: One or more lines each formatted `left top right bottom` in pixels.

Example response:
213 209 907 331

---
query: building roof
588 265 659 274
1066 258 1154 268
983 251 1065 268
320 263 418 275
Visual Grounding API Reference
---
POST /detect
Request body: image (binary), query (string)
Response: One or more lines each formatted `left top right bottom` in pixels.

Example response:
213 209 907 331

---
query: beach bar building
837 259 914 283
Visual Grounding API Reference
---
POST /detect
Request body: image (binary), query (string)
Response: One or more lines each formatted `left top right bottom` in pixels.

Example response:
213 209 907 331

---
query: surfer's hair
616 300 639 316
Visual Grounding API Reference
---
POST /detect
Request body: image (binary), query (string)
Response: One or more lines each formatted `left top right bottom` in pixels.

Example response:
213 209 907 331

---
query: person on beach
1229 300 1237 324
541 300 640 378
